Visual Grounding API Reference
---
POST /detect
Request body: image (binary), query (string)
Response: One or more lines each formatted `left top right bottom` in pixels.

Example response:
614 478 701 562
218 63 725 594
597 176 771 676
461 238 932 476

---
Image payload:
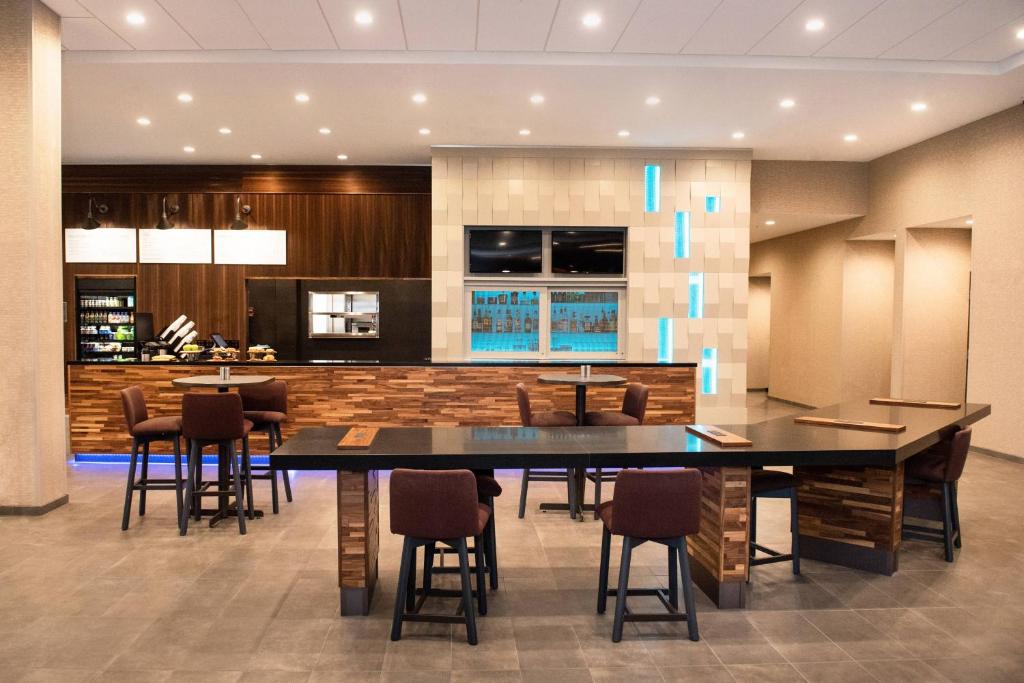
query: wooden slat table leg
687 466 751 609
337 469 379 615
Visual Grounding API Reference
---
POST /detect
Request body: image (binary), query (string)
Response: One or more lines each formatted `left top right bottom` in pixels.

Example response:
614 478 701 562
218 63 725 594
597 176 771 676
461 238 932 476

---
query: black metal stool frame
430 492 499 590
121 432 184 532
749 485 801 575
518 468 579 518
180 436 251 535
902 479 961 562
245 422 293 514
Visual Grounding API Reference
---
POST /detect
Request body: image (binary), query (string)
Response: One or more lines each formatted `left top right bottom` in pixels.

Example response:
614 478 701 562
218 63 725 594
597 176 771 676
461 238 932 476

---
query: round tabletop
171 374 275 389
537 373 627 387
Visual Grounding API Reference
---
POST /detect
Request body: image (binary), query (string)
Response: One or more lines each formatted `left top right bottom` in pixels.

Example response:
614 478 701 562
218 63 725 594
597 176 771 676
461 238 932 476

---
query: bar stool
596 468 702 643
119 386 184 531
584 383 649 518
903 426 971 562
239 380 292 514
514 383 577 519
749 469 800 575
424 472 502 592
390 469 490 646
179 392 254 536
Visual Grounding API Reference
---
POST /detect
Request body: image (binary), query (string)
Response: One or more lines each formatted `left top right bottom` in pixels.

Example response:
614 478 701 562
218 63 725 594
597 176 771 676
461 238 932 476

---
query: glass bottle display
470 290 540 353
549 291 619 353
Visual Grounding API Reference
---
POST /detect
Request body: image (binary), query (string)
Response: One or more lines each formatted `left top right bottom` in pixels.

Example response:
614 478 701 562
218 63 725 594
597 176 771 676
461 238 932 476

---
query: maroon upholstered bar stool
427 472 502 591
239 380 292 514
596 468 702 642
119 386 184 532
903 425 971 562
514 382 577 519
390 469 490 646
584 383 649 517
179 392 254 536
749 469 800 575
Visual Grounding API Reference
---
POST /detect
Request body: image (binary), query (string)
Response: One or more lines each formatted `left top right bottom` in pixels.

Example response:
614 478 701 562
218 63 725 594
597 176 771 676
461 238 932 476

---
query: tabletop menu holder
869 397 962 409
337 427 379 449
686 424 753 447
795 416 906 433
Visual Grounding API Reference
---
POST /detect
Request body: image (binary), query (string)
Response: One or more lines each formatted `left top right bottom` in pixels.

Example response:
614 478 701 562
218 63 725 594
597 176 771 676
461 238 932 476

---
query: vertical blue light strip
688 272 704 319
644 164 661 213
657 318 673 363
705 195 721 213
701 347 718 394
674 211 691 258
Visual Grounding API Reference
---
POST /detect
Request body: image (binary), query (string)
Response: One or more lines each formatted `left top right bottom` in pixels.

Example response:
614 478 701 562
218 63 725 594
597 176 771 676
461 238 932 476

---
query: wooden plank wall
796 464 904 552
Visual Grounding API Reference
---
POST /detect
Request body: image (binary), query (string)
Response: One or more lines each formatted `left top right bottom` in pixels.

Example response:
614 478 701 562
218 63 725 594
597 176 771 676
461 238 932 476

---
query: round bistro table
171 374 275 393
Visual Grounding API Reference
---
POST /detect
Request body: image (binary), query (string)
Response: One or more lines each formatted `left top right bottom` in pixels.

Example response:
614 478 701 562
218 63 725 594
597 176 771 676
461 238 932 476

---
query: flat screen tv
468 228 543 274
551 229 625 275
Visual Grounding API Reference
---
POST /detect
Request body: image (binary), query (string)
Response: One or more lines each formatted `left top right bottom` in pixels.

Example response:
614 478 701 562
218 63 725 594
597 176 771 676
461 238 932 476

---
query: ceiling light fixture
911 101 928 112
319 127 331 135
419 128 431 135
354 9 373 25
843 133 858 142
125 11 145 25
82 196 108 230
218 127 231 134
182 145 195 153
250 153 262 160
294 92 310 103
177 92 193 103
731 131 745 140
779 98 795 109
617 130 630 137
805 18 825 32
1016 27 1024 40
965 219 974 225
155 196 179 230
645 95 661 106
519 129 531 136
337 154 348 160
582 12 602 28
412 92 427 104
530 93 545 104
136 116 151 126
229 195 251 230
765 220 776 226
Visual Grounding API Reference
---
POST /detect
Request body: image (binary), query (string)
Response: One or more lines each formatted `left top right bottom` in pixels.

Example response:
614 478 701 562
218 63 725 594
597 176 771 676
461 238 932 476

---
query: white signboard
138 228 212 264
64 228 137 263
214 230 287 265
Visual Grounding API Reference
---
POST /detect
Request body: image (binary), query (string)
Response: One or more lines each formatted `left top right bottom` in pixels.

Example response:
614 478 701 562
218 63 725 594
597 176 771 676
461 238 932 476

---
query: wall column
0 0 67 513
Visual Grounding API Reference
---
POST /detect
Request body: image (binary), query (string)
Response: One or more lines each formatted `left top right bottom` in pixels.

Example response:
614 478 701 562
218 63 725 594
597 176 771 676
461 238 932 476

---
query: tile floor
2 395 1023 682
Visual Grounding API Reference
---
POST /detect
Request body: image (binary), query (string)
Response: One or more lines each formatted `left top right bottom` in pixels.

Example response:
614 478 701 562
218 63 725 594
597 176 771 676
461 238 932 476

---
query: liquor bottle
483 309 491 332
505 308 513 334
571 311 577 333
514 311 522 333
499 292 507 305
600 310 608 332
511 291 518 306
524 312 533 333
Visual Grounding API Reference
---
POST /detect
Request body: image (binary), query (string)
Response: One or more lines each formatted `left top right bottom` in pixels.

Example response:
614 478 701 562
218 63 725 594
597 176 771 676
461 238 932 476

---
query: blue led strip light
705 195 721 213
73 453 271 466
644 165 661 213
674 211 691 258
701 347 718 394
688 272 704 319
657 318 673 363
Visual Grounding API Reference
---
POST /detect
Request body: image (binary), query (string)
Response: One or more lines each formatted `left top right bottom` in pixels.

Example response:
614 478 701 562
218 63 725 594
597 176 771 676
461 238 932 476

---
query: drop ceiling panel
683 0 804 55
750 0 884 57
816 0 964 59
42 0 91 17
319 0 406 50
399 0 477 51
77 0 200 50
60 17 132 50
881 0 1024 60
947 14 1024 60
235 0 337 50
614 0 719 54
546 0 642 53
157 0 267 50
477 0 559 52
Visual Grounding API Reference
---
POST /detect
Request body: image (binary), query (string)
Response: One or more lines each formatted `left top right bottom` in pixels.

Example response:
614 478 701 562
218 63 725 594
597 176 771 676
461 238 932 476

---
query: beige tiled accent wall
431 147 751 410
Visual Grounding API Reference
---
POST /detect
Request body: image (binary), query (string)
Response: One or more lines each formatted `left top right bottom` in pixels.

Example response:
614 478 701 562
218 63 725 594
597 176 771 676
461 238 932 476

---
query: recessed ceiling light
805 18 825 32
218 127 231 135
319 127 331 135
617 130 630 137
136 116 151 126
294 92 310 103
530 93 545 105
1016 27 1024 40
337 154 349 160
911 101 928 112
519 129 531 136
731 131 745 140
183 145 195 153
419 128 431 135
582 12 602 28
765 220 776 226
965 219 974 225
125 11 145 25
779 98 795 109
645 95 661 106
843 133 859 142
177 92 193 103
411 92 427 104
354 9 373 25
250 153 262 160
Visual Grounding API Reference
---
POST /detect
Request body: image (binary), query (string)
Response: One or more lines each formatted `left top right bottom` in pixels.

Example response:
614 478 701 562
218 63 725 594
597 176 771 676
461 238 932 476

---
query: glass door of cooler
548 289 624 358
76 277 138 362
468 289 541 356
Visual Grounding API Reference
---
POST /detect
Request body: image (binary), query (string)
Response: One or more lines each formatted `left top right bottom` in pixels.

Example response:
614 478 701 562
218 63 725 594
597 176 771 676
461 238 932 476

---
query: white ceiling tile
816 0 964 59
319 0 406 50
683 0 804 55
881 0 1024 60
546 0 642 53
76 0 201 49
399 0 477 51
614 0 719 54
42 0 91 17
157 0 267 50
477 0 559 52
235 0 337 50
60 17 132 49
749 0 884 57
947 13 1024 60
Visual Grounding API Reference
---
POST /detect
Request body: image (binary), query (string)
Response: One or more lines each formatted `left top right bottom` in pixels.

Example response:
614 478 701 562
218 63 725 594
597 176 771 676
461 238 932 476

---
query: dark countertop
271 400 990 470
67 359 697 368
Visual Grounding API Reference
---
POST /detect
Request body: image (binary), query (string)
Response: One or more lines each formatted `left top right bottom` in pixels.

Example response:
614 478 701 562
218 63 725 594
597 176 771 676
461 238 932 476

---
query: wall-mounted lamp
82 196 109 230
229 195 252 230
156 195 179 230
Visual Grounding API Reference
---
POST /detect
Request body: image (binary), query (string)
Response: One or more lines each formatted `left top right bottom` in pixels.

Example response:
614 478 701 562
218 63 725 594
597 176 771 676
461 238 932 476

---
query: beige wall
747 277 770 390
751 160 868 217
840 241 894 401
0 0 67 510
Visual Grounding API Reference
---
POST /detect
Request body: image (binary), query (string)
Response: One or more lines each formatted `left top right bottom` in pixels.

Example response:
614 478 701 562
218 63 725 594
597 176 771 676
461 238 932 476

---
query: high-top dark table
271 400 990 616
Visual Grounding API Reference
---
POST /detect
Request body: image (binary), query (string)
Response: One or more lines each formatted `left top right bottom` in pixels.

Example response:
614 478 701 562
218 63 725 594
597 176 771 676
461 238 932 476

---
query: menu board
213 230 287 265
64 228 137 263
138 229 212 264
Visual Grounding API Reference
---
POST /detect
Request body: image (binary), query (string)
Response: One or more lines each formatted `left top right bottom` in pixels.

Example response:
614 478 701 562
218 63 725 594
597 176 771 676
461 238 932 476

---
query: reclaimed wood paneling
687 466 750 606
338 469 378 615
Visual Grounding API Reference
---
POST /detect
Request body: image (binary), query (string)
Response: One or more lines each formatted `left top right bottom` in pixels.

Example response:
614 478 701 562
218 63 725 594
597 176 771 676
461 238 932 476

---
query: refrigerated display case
76 277 138 362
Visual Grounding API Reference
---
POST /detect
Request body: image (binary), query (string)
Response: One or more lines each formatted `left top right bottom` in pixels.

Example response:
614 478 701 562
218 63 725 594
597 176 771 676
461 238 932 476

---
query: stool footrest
751 542 785 557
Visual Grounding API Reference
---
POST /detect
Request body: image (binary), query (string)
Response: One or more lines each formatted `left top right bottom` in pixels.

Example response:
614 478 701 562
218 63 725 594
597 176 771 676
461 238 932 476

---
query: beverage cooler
76 276 138 362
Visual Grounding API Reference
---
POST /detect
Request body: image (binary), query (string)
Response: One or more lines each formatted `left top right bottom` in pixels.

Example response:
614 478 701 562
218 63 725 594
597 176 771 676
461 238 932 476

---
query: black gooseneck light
82 196 108 230
156 195 179 230
229 195 252 230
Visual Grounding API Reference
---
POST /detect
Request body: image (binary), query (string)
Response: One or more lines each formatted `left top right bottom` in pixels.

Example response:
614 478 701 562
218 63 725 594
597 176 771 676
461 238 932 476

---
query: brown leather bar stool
749 469 800 575
596 468 702 643
584 382 649 517
903 425 971 562
239 380 292 514
390 469 490 646
119 386 184 531
424 471 502 592
514 383 577 519
179 392 254 536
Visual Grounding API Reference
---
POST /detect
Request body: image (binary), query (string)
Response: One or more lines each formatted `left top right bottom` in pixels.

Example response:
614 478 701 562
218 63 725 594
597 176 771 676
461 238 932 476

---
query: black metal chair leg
474 534 488 616
138 441 150 516
951 482 962 548
612 536 633 643
668 544 679 609
942 482 955 562
679 537 699 641
597 526 611 614
593 468 603 520
749 496 757 559
518 469 530 519
228 442 247 535
406 544 418 612
485 504 499 590
180 441 200 536
391 537 414 641
790 491 801 575
456 538 479 645
242 437 255 520
277 425 293 503
192 440 203 521
422 542 436 594
121 438 140 531
173 436 184 526
270 467 280 514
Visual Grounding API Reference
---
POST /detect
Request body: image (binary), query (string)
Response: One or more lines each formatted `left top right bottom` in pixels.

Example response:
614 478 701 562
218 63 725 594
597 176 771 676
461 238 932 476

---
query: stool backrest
611 468 702 538
239 380 288 414
515 383 532 426
390 469 481 540
927 425 973 482
182 392 246 441
120 386 149 433
621 383 649 423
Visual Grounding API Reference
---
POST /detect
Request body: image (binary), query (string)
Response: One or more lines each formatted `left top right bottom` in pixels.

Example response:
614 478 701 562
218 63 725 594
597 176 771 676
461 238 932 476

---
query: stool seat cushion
131 415 182 438
530 410 577 427
244 410 287 426
751 469 798 495
243 419 255 436
583 411 640 427
600 469 702 538
475 475 503 498
597 500 614 528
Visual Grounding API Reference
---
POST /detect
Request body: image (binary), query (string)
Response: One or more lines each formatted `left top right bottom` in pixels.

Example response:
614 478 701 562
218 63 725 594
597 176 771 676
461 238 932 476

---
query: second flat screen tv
468 229 543 274
551 229 625 275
